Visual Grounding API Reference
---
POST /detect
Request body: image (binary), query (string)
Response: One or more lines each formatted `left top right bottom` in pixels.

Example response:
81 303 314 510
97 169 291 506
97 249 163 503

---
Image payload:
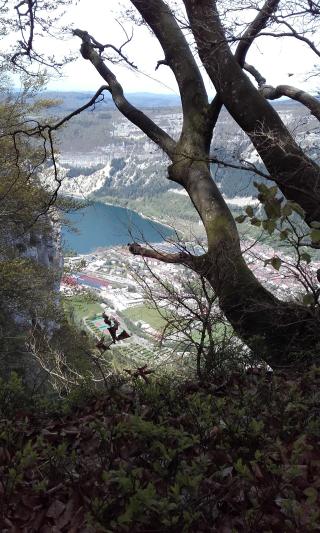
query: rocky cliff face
13 210 64 283
0 209 64 383
26 212 64 278
4 209 64 329
46 96 319 204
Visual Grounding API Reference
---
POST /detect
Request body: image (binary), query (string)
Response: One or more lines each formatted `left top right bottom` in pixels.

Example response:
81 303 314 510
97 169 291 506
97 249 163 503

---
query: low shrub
0 368 319 531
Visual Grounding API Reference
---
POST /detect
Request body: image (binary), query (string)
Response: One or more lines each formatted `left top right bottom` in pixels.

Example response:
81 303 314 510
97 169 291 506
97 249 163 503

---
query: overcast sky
39 0 319 95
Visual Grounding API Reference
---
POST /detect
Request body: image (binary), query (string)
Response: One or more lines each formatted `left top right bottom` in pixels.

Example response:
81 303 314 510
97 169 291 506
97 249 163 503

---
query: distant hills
39 91 319 211
40 90 319 111
42 91 182 112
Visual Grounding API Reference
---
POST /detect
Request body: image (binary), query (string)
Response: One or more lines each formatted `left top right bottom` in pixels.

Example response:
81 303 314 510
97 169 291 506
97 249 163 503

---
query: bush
0 367 319 531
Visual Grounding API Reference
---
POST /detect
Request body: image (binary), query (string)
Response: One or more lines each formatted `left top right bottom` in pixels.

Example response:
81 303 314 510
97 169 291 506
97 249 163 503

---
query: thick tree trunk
183 0 320 225
175 160 320 369
74 4 320 369
200 249 320 369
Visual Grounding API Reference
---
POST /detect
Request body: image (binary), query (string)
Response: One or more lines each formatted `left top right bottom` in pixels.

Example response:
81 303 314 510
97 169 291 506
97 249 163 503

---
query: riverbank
62 200 174 254
95 192 206 241
97 196 174 231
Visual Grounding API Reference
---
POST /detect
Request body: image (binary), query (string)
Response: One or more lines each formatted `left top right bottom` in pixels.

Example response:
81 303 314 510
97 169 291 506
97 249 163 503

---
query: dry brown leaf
46 499 66 520
56 498 76 530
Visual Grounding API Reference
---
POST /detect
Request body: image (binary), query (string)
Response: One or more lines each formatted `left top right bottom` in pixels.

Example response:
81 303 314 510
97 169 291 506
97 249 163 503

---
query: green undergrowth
0 368 320 531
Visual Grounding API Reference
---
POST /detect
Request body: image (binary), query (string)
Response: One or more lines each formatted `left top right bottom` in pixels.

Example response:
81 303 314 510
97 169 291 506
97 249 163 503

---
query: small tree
0 81 78 381
133 257 247 379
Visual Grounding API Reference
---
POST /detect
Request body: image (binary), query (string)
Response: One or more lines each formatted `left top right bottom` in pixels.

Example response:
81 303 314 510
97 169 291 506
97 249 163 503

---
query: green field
63 295 103 324
123 305 167 331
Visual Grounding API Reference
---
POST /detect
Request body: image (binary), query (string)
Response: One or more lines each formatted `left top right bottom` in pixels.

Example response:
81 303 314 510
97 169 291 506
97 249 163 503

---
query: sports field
63 295 102 323
123 305 167 331
89 317 111 335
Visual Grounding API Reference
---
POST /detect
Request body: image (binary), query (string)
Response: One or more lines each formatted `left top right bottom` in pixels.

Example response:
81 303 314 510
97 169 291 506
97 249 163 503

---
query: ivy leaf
234 458 252 478
254 182 268 194
250 217 261 227
281 203 293 217
270 256 282 271
268 185 279 197
279 230 289 241
310 221 320 229
235 215 247 223
289 202 305 218
311 229 320 243
303 487 318 504
262 219 276 235
265 198 281 219
300 252 311 264
303 293 315 306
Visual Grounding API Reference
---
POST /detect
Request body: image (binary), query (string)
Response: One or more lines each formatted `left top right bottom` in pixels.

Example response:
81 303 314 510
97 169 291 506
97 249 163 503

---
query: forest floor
1 367 319 531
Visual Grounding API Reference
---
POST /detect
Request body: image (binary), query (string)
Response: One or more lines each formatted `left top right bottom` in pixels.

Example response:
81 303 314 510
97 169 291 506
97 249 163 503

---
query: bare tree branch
243 62 267 87
81 29 137 68
264 16 320 58
210 153 271 180
155 58 169 70
73 28 176 158
11 0 72 74
128 242 197 266
45 85 111 131
130 0 209 119
244 62 320 121
262 85 320 122
234 0 281 65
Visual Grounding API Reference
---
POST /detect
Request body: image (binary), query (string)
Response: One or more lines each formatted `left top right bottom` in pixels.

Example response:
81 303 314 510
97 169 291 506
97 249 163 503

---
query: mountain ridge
39 93 319 218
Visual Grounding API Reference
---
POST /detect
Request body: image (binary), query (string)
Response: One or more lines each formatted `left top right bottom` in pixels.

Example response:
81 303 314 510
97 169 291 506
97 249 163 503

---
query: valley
48 92 320 360
38 92 320 244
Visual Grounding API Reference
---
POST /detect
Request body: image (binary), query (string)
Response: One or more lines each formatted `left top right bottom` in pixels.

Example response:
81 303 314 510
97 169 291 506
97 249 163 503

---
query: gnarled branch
243 62 266 87
155 59 169 70
73 28 176 158
244 63 320 122
128 242 197 266
262 85 320 122
82 30 137 68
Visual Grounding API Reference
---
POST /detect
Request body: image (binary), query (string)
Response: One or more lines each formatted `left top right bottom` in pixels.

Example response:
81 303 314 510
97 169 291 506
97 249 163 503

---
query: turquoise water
62 201 172 254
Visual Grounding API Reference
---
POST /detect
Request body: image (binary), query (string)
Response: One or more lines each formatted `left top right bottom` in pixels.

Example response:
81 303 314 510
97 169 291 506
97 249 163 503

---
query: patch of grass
123 305 167 331
63 294 103 324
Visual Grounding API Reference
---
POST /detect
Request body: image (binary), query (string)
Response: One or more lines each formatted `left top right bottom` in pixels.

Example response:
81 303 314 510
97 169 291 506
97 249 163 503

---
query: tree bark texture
172 160 320 369
74 0 320 368
183 0 320 225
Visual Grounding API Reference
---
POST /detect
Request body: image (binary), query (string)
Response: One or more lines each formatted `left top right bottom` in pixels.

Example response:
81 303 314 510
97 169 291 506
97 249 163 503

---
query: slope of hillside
40 93 320 222
1 368 319 531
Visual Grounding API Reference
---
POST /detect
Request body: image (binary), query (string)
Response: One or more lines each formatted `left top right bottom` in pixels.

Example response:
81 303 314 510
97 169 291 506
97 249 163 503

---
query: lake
62 201 173 254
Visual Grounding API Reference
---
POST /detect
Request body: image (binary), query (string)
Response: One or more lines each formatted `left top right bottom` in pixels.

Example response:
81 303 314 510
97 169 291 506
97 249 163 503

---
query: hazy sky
42 0 319 95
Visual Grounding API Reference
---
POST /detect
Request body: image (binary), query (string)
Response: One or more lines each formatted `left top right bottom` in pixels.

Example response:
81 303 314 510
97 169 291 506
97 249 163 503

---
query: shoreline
62 193 176 255
62 191 171 228
89 194 174 231
96 195 201 242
